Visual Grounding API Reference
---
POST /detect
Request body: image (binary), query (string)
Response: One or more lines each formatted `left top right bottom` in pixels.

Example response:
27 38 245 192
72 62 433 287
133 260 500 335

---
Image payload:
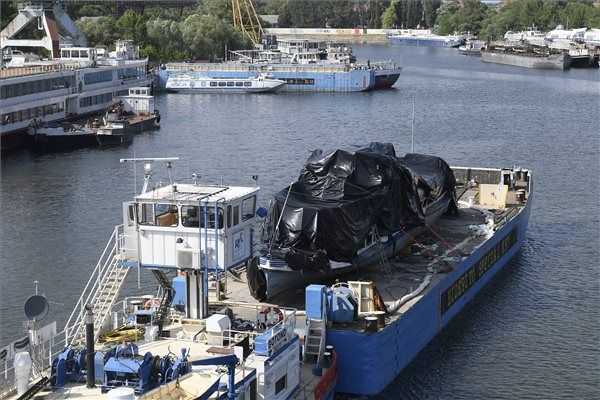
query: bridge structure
0 0 200 58
0 1 200 17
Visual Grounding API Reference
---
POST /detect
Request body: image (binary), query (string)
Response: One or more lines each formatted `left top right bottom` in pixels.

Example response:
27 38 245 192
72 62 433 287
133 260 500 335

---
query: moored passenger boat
388 30 465 47
165 74 285 93
0 40 152 153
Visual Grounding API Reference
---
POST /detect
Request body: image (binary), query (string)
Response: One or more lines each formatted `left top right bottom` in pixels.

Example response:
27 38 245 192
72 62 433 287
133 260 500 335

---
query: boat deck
224 203 513 330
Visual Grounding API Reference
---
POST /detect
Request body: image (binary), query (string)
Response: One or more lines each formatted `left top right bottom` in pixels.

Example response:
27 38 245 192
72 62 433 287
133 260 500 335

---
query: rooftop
135 183 259 204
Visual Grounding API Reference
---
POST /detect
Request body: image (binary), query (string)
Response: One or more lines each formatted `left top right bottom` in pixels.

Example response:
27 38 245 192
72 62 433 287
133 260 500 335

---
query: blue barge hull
157 63 401 93
328 195 532 395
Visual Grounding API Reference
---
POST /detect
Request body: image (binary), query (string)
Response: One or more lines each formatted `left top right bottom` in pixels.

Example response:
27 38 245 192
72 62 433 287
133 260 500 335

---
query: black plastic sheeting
261 143 457 271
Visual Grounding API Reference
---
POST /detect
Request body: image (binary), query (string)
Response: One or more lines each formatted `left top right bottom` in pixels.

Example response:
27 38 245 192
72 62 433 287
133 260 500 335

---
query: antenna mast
411 95 415 153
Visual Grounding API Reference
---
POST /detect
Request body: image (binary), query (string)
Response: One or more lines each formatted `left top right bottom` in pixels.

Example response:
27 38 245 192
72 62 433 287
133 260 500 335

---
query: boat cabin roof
136 183 259 205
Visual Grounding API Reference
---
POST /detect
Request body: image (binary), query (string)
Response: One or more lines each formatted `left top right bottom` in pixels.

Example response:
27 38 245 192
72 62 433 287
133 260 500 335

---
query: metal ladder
373 227 393 276
303 319 326 365
64 225 130 346
303 289 328 365
151 269 174 335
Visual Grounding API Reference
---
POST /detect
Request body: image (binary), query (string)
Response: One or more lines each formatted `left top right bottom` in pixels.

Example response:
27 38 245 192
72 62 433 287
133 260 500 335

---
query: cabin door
65 97 78 116
121 202 138 260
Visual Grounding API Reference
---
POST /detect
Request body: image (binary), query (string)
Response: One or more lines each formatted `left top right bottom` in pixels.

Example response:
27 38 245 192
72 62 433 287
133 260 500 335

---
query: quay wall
265 28 425 43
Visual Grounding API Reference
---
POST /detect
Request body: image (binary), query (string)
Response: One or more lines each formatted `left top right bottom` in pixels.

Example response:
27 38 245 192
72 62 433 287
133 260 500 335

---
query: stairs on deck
64 226 130 346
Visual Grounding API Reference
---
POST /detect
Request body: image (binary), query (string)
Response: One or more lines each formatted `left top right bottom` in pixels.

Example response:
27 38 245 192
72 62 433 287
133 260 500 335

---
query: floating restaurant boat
0 143 532 398
165 74 285 93
0 40 152 152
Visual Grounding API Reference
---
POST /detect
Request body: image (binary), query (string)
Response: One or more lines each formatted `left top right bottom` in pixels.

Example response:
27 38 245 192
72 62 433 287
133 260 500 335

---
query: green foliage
198 0 233 23
381 1 398 28
116 10 148 44
435 0 600 40
381 0 441 29
1 0 18 30
436 0 487 35
180 14 250 61
77 17 119 47
74 3 252 63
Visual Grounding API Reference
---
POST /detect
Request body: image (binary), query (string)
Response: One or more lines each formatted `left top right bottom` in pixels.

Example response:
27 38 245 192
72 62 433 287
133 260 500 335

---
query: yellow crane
231 0 264 46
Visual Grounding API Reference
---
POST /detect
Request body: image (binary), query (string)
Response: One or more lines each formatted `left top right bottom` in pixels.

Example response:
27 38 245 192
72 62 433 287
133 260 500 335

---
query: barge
481 44 570 70
158 38 401 93
0 145 531 399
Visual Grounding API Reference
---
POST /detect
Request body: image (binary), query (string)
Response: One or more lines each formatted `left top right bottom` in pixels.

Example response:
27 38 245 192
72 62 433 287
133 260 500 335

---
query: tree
1 0 18 30
116 10 148 44
146 18 186 61
381 1 398 28
180 14 249 61
77 17 119 47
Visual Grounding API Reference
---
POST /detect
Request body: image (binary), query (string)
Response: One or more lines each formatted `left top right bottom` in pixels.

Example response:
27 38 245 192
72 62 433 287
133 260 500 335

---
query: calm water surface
1 45 599 399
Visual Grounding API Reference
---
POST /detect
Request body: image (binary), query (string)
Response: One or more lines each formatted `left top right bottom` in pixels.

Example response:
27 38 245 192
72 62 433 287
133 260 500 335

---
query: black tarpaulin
263 143 456 270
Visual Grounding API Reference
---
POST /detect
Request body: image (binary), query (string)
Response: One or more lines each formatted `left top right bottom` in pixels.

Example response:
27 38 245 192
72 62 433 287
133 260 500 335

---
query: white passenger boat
165 75 285 93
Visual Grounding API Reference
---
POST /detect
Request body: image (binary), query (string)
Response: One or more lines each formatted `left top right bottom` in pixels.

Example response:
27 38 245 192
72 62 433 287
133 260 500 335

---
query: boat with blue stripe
0 150 531 399
246 144 532 396
158 61 401 93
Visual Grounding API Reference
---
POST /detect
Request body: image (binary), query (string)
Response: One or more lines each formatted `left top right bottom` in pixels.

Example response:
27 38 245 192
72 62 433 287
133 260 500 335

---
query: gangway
64 225 130 346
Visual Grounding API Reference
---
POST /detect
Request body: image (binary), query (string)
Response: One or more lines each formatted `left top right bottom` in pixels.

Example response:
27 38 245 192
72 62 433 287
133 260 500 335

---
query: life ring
144 299 161 309
259 306 284 326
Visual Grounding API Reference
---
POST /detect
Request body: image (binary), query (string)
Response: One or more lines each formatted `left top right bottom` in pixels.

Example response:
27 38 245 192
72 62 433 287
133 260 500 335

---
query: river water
1 45 599 399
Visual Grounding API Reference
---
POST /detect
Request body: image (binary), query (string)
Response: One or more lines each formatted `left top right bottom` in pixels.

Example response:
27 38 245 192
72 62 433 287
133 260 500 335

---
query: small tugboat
458 40 486 56
165 74 285 93
28 87 159 152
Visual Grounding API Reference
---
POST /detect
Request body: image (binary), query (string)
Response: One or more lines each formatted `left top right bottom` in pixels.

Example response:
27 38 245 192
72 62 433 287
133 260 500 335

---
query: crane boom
231 0 263 46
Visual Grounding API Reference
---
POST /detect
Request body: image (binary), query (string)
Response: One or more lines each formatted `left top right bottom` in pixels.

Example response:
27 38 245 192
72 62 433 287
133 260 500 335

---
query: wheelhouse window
181 206 199 227
241 196 256 222
233 205 240 226
227 205 232 228
155 204 179 227
137 203 155 225
138 203 178 226
182 206 224 229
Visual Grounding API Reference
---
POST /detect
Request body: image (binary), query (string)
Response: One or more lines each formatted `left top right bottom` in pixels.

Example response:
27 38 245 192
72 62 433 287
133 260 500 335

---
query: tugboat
28 87 159 152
